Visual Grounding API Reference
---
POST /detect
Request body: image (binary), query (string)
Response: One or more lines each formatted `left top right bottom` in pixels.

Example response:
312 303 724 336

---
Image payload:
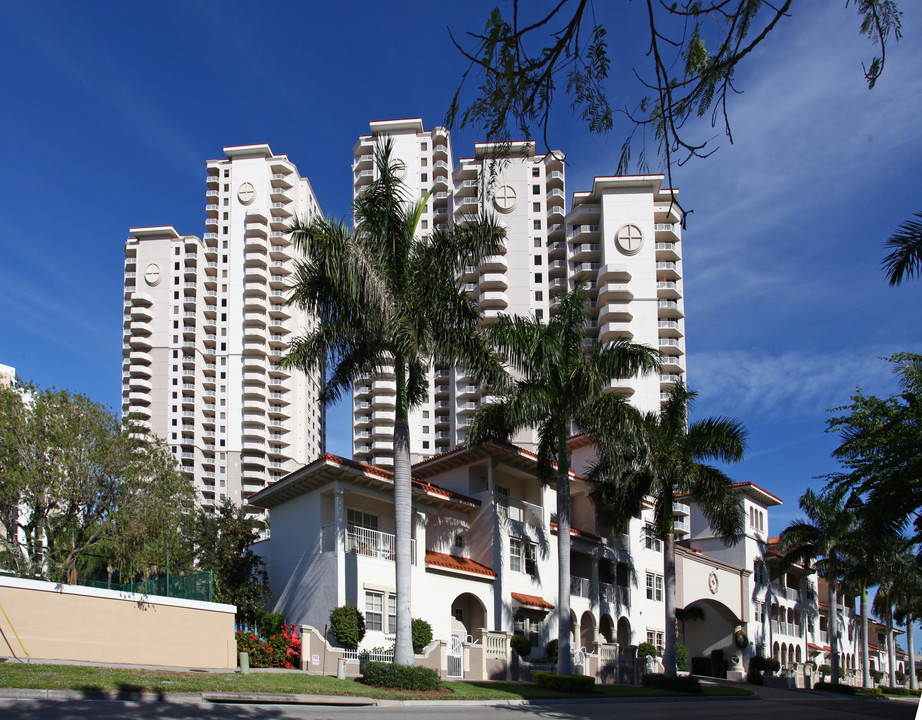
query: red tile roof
549 521 601 541
807 643 828 652
425 551 496 578
511 592 555 610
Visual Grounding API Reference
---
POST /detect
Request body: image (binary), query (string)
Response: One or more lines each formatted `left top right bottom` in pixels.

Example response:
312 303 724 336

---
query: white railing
342 648 395 663
484 632 507 658
346 525 415 563
771 582 800 602
496 493 543 526
674 516 690 532
571 576 591 598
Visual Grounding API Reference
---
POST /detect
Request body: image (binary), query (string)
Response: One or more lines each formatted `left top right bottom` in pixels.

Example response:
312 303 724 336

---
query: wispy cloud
692 346 917 422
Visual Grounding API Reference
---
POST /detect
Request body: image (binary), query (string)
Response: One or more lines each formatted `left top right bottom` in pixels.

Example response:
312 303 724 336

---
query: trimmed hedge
881 686 910 696
814 681 856 694
642 673 701 693
412 618 433 653
329 604 365 650
510 633 532 659
532 671 596 692
636 642 658 658
361 661 441 691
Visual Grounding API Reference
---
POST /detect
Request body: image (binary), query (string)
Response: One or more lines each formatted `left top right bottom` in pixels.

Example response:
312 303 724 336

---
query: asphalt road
0 694 918 720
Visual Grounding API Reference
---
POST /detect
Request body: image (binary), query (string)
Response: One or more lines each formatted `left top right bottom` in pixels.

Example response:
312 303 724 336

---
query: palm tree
875 539 919 688
882 212 922 286
590 382 746 677
839 521 877 688
281 140 505 665
466 281 659 675
778 486 857 684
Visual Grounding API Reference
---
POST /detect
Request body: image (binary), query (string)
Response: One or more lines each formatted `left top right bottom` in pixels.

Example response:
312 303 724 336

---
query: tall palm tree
882 212 922 286
778 486 857 685
875 539 918 688
466 281 660 675
281 140 505 665
590 382 746 677
839 523 877 688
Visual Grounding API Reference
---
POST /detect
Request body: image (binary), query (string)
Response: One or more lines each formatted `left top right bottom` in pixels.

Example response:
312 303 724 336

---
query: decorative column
334 487 346 606
489 460 505 632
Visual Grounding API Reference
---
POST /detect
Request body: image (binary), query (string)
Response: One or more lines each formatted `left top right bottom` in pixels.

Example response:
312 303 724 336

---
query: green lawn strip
0 664 752 700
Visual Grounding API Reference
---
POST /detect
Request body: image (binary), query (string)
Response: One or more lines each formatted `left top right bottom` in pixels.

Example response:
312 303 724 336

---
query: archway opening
450 592 487 640
579 610 596 649
600 614 615 644
617 616 632 646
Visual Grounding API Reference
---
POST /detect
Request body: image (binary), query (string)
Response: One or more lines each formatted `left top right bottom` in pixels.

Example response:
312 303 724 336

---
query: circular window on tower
237 182 256 206
615 224 644 256
492 184 517 213
144 263 161 286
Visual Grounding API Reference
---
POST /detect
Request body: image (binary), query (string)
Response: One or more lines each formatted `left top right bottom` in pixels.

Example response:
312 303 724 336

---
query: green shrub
511 633 532 659
747 668 764 685
532 671 596 692
749 656 780 673
895 670 907 685
637 642 658 658
676 643 689 672
814 681 856 694
642 673 701 693
544 638 559 663
235 624 301 669
881 686 910 696
257 611 285 637
856 687 883 698
818 663 831 679
870 669 884 684
411 618 433 653
329 604 365 650
361 661 441 691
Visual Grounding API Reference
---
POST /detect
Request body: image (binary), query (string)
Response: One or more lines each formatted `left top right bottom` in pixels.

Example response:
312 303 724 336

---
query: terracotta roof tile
425 551 495 578
511 592 555 610
549 521 601 541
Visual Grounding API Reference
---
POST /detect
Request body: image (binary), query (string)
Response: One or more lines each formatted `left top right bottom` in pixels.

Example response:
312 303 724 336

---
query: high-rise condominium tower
122 145 325 512
561 176 685 414
350 120 685 464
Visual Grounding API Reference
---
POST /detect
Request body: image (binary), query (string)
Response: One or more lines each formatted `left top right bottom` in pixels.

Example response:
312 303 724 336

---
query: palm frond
882 212 922 287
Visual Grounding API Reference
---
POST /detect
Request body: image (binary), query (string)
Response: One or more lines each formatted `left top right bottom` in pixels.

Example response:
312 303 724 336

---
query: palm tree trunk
861 587 870 687
392 360 414 666
556 438 572 676
887 611 896 688
663 531 677 678
829 580 840 684
908 614 917 690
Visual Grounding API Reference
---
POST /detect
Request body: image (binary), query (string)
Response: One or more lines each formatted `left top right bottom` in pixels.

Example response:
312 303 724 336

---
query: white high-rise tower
122 144 325 511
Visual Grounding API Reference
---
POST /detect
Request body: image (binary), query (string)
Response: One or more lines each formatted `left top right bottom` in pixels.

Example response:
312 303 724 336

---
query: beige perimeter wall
0 575 237 669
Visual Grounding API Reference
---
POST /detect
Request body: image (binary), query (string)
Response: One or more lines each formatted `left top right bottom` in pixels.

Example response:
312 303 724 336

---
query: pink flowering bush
236 624 302 669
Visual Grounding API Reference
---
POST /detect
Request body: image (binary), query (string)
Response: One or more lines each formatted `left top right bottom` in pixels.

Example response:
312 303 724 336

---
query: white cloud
691 346 916 422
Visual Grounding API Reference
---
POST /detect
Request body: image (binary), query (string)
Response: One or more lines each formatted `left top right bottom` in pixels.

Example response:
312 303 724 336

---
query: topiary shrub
511 633 532 659
814 681 856 694
749 656 780 674
870 668 884 684
818 663 831 680
361 661 441 691
642 673 701 693
676 643 689 672
532 671 596 693
747 668 765 685
637 642 658 658
544 638 559 663
411 618 433 653
329 604 366 650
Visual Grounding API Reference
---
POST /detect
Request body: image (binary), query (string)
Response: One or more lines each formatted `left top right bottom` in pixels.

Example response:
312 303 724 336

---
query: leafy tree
280 140 505 665
192 499 269 625
826 353 922 541
0 383 194 582
882 212 922 286
467 281 659 675
778 486 857 684
449 1 903 193
591 382 746 677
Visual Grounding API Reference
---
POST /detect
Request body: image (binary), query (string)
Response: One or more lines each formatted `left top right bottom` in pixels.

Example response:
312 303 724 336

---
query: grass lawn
0 663 753 701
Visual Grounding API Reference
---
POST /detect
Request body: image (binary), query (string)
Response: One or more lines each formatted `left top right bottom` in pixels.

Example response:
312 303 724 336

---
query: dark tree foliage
193 499 270 625
448 1 903 204
882 212 922 286
825 353 922 542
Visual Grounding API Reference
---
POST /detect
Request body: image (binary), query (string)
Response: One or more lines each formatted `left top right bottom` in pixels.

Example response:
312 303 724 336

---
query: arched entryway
450 592 487 640
600 613 615 644
580 611 596 649
617 616 632 646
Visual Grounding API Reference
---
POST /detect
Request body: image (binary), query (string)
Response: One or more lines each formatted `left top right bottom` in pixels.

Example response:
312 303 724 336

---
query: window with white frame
387 594 396 633
646 571 663 601
347 509 378 530
644 523 662 552
514 610 543 646
365 590 384 631
510 537 537 575
646 630 665 655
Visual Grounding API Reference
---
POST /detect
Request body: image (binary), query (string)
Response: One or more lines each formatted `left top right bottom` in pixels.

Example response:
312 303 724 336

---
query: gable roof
247 453 480 510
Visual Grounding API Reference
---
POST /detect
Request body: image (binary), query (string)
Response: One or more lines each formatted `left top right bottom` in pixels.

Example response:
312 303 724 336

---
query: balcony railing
600 583 630 607
496 493 543 527
770 582 800 602
571 576 591 598
345 525 415 563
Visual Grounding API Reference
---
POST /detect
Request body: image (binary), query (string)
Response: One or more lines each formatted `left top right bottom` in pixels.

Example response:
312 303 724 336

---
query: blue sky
2 2 920 636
